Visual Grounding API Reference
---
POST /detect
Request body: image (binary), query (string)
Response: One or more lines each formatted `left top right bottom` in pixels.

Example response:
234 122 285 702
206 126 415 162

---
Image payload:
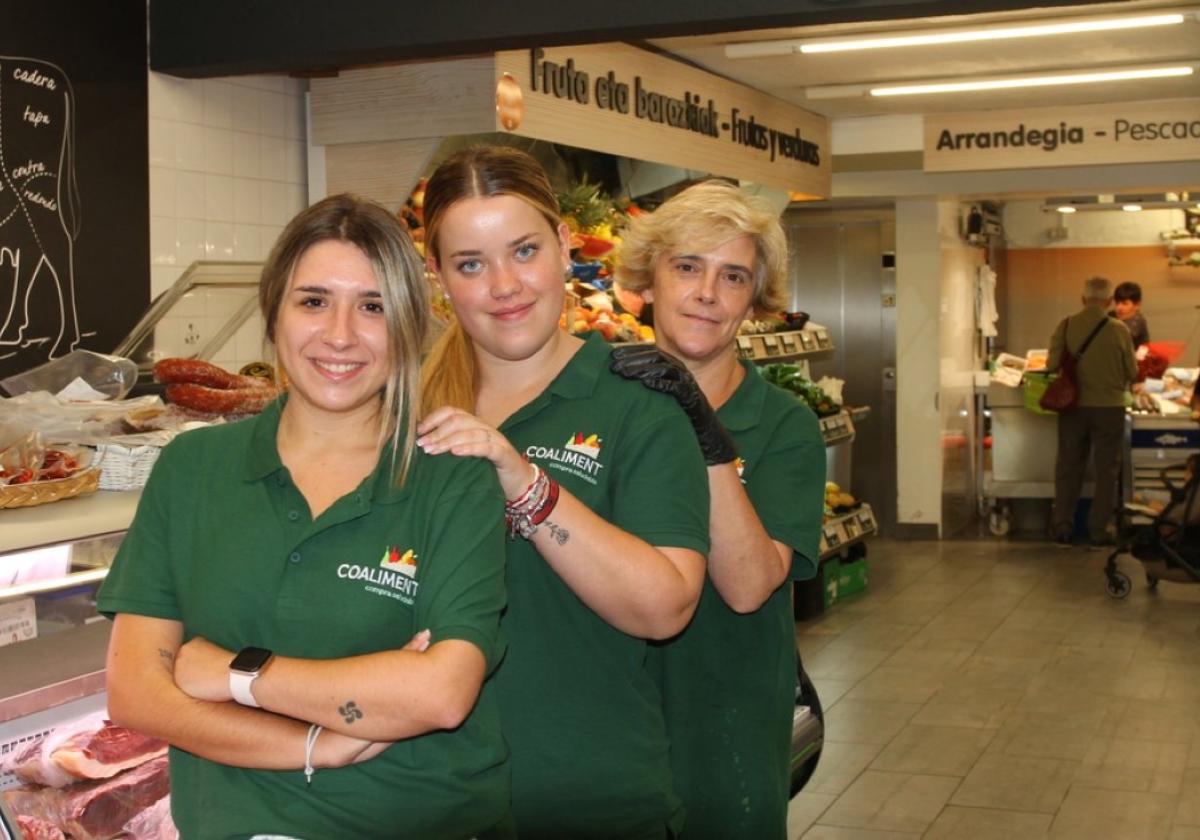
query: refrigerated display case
0 493 135 807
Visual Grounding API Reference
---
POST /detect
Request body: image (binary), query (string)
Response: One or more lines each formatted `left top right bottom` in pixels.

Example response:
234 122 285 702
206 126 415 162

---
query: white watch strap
229 670 261 707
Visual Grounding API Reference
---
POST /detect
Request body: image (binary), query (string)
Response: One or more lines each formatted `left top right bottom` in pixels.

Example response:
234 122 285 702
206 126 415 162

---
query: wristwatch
229 646 274 707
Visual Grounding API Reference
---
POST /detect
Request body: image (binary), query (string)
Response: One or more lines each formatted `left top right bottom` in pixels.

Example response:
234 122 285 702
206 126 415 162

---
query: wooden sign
493 45 829 195
310 44 830 200
925 98 1200 172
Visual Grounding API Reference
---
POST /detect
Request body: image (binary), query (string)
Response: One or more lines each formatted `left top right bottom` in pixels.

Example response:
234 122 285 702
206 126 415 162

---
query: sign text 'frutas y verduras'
528 48 821 168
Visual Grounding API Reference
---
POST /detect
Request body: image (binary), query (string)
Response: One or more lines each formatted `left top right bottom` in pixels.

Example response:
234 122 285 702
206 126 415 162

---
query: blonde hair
260 193 428 485
615 180 789 314
420 146 562 412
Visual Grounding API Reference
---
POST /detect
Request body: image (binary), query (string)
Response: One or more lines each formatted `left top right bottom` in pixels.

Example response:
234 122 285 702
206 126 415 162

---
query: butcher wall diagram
0 55 83 363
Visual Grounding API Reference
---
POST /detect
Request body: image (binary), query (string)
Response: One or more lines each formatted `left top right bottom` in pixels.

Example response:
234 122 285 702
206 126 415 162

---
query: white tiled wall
147 72 309 370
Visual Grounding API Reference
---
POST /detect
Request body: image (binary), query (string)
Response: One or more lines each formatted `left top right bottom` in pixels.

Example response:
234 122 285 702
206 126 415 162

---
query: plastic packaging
1 350 139 400
0 391 163 444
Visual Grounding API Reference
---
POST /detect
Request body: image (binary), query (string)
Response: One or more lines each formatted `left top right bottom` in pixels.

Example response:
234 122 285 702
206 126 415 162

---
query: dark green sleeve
416 461 507 673
610 406 711 555
96 441 185 621
744 405 825 581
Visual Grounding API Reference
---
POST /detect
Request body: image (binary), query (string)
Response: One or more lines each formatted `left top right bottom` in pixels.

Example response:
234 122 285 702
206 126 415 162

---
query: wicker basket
0 468 101 510
93 443 161 491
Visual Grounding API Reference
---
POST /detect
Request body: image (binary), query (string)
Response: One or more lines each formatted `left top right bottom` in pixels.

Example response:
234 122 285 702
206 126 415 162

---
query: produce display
563 292 654 343
556 178 643 286
824 480 858 521
759 363 840 417
153 358 279 417
739 311 810 334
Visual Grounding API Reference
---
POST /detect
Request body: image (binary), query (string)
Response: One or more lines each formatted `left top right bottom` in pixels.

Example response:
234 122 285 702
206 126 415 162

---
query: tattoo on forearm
338 701 364 724
547 521 570 545
157 648 175 666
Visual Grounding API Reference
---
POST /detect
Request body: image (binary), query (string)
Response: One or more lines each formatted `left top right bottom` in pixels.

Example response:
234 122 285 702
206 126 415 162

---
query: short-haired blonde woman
416 146 713 838
612 180 826 840
99 194 510 839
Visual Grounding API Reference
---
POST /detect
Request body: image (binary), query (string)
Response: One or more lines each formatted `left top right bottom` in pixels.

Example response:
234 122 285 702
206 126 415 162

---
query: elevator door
786 218 897 534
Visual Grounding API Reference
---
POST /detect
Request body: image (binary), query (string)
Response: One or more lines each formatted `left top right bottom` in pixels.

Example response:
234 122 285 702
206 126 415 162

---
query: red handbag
1039 318 1107 412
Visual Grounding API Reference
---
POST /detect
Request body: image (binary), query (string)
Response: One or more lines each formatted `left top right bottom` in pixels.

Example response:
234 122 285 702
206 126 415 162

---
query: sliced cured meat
52 721 168 781
122 795 179 840
58 755 170 840
15 814 66 840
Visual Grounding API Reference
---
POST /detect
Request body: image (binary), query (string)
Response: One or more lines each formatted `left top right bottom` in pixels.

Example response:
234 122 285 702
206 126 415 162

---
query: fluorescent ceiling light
724 12 1191 58
866 65 1194 97
1042 194 1197 213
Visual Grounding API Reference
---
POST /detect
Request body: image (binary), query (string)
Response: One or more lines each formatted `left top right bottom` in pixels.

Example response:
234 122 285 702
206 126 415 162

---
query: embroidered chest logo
336 545 420 605
735 457 747 484
526 431 605 485
380 546 418 577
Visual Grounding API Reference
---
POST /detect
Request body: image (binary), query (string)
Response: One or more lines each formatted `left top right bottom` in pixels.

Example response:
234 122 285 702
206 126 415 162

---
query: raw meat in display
2 789 61 831
15 814 66 840
2 715 165 787
52 722 167 781
121 795 178 840
58 755 170 840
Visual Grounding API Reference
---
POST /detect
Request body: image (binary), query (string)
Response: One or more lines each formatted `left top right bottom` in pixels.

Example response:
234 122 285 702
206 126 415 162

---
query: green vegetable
759 364 841 417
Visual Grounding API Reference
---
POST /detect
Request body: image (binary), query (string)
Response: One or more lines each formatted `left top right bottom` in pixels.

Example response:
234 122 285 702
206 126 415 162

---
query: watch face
230 646 274 673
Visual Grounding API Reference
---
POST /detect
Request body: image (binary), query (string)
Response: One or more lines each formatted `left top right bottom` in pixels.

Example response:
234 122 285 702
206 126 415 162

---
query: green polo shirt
97 397 509 840
651 361 824 840
494 333 711 839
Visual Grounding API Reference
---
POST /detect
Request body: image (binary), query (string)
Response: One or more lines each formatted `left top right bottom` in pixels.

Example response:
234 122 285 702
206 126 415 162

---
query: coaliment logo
564 432 602 458
526 432 605 485
337 545 420 605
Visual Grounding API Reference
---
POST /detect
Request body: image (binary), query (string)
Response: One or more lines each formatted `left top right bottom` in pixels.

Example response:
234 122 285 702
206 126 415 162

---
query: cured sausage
164 383 279 416
153 358 263 390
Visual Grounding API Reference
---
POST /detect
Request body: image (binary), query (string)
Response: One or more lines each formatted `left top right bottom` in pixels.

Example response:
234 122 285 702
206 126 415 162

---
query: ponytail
420 317 478 414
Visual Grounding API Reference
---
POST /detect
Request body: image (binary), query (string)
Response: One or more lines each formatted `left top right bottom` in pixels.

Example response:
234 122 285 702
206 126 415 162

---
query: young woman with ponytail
416 146 717 839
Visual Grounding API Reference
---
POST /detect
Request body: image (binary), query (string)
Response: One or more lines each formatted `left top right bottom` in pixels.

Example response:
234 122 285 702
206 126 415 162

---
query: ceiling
649 0 1200 119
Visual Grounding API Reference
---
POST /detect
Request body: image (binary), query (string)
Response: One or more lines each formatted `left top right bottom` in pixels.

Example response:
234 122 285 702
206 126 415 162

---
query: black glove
610 344 737 466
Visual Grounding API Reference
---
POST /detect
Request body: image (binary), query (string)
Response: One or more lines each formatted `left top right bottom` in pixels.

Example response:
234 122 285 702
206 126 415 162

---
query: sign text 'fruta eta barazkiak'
925 98 1200 172
494 44 830 196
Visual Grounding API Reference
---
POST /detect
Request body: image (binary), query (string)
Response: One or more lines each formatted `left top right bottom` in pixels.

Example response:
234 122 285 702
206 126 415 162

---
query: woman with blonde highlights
100 194 509 839
612 181 825 839
417 146 713 838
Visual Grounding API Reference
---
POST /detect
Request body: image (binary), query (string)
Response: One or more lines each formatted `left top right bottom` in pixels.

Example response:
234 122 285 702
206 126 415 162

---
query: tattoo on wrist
157 648 175 665
338 701 364 724
547 521 570 545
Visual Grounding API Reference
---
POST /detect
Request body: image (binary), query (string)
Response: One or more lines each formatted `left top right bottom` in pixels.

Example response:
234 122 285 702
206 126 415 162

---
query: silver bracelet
304 724 322 785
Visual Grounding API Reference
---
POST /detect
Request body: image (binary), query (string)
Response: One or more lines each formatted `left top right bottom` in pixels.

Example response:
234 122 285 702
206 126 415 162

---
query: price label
762 334 780 355
0 598 37 648
780 333 798 352
798 332 816 351
736 336 755 358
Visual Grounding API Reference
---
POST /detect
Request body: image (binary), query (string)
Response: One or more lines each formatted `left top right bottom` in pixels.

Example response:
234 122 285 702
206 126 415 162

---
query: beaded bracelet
505 464 560 540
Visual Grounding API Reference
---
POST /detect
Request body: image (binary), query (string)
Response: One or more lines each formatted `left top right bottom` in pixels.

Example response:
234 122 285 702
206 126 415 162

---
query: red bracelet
530 478 560 526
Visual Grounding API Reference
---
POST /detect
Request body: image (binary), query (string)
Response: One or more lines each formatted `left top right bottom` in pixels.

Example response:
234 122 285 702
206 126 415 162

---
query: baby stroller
1104 461 1200 598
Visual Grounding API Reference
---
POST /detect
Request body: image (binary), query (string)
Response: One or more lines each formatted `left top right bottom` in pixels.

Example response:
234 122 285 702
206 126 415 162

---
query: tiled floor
788 538 1200 840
